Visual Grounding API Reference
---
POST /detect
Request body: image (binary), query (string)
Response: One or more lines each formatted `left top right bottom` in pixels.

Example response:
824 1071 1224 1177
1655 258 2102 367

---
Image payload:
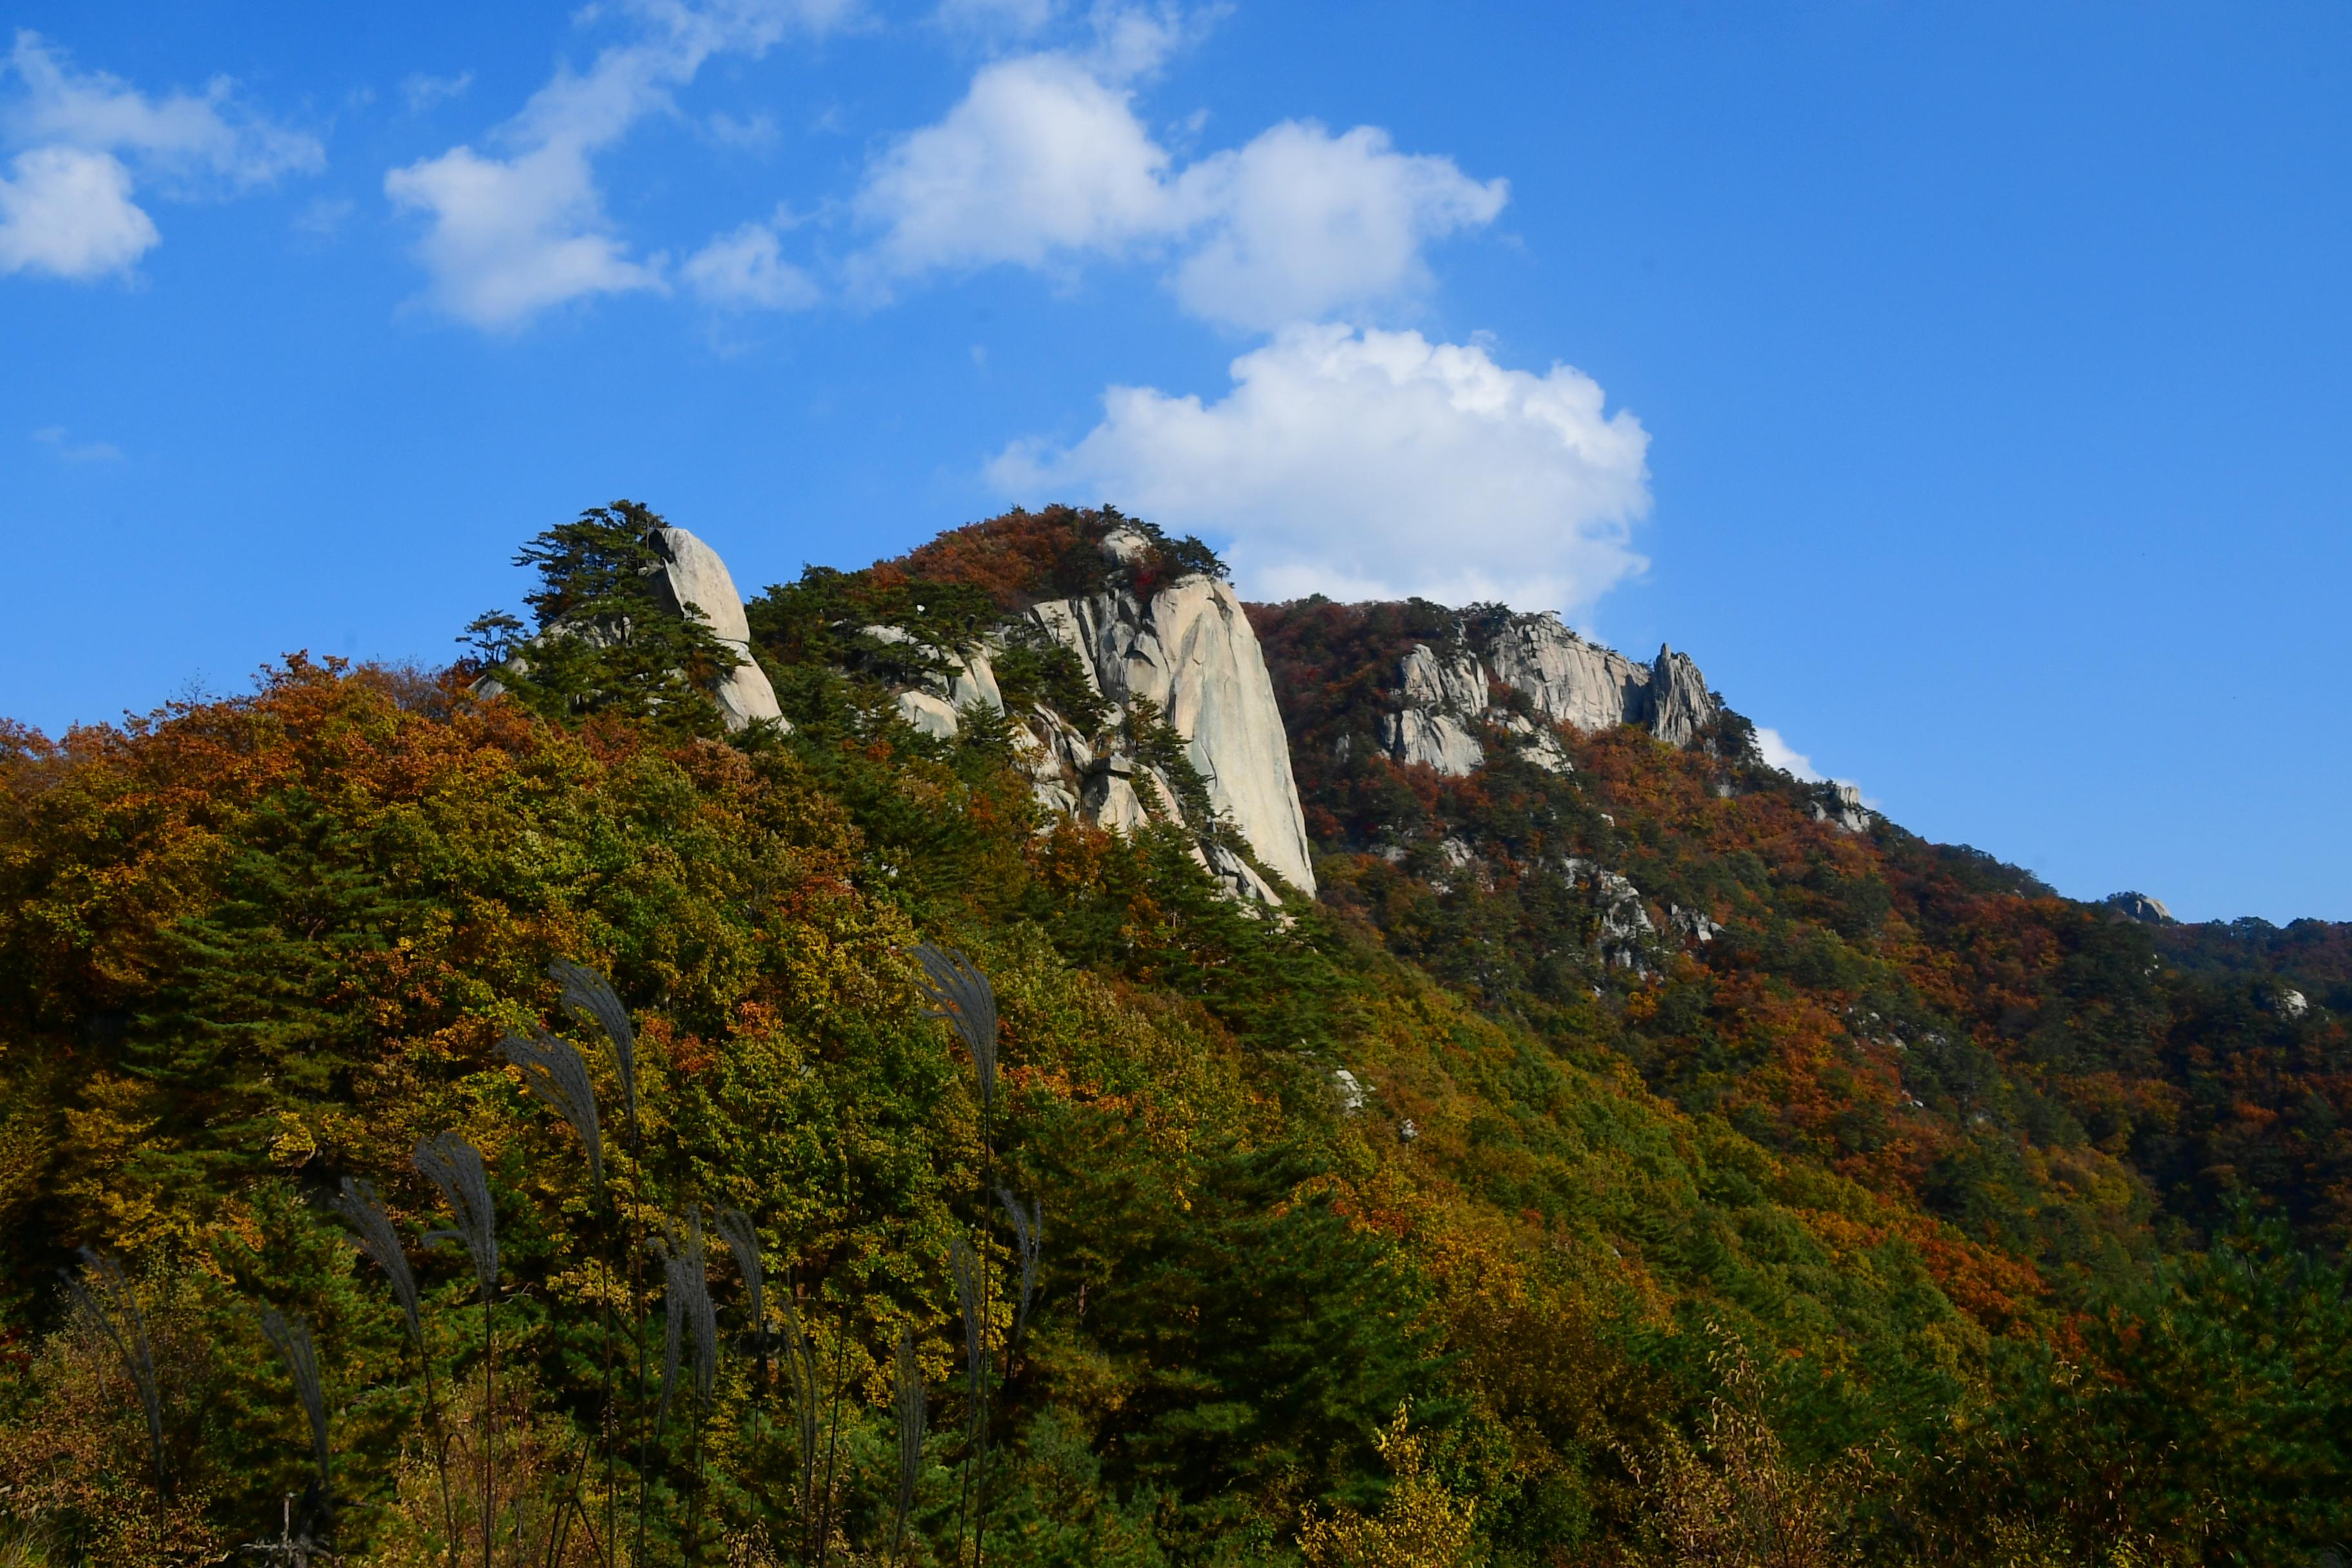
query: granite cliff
598 517 1756 910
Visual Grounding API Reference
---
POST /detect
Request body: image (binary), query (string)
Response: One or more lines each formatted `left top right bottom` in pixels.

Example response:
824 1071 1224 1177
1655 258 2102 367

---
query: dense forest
1 504 2346 1566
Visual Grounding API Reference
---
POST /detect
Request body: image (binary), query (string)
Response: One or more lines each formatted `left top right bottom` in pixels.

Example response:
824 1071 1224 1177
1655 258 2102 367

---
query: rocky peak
1808 781 1874 835
647 526 785 733
1371 611 1723 779
1021 572 1316 897
2104 891 2177 925
1646 645 1716 748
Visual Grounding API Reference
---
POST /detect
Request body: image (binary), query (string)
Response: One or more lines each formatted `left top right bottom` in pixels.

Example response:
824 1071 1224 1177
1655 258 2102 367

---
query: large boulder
647 527 784 732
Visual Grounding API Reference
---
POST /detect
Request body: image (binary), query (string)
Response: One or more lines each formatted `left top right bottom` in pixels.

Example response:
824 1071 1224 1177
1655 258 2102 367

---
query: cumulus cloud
0 31 321 280
1165 123 1506 331
683 217 819 308
385 0 848 329
0 146 154 278
990 323 1650 612
851 37 1504 328
1752 727 1819 780
856 52 1171 280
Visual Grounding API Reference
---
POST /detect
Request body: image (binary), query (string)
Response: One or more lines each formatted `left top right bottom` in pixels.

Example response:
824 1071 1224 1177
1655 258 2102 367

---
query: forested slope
0 506 2345 1567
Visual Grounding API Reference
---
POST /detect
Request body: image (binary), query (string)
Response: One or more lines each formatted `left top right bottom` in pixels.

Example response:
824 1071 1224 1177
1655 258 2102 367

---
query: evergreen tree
465 499 742 738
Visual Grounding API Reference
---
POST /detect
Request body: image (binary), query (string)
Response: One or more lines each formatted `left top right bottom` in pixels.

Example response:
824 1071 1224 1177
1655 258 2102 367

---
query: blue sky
4 1 2347 921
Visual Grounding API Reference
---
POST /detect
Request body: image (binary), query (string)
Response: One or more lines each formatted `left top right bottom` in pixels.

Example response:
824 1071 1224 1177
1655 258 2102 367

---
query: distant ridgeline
1 500 2348 1565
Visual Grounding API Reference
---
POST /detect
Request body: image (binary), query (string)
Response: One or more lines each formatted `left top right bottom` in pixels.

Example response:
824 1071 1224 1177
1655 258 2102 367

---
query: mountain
1 503 2346 1567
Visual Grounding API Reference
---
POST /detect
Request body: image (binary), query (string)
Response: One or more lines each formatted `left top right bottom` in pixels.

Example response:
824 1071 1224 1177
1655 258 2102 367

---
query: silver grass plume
549 959 638 1142
328 1177 422 1348
776 1282 821 1500
890 1327 923 1560
949 1235 988 1434
413 1132 498 1298
714 1208 763 1328
995 1189 1042 1350
657 1216 718 1431
714 1206 765 1378
61 1248 166 1493
501 1024 604 1199
259 1308 331 1504
912 945 998 1113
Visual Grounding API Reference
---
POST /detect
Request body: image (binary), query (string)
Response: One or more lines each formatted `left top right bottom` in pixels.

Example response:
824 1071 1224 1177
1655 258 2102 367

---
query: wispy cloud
34 424 123 462
682 212 819 309
0 30 322 281
385 0 851 330
400 71 474 115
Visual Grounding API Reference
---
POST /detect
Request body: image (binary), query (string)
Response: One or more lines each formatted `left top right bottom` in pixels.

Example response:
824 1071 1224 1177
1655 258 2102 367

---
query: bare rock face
1485 618 1656 732
1374 615 1721 783
1646 646 1716 748
2104 891 2176 925
1380 709 1485 776
896 689 960 740
1562 857 1658 974
1399 643 1487 715
1021 542 1315 897
647 527 785 732
1808 782 1872 835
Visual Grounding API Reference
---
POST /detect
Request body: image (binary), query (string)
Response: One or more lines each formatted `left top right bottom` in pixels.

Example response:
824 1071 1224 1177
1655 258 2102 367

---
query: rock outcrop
647 526 785 732
1380 708 1485 776
2104 892 2176 925
1374 614 1722 781
1562 858 1659 974
1019 534 1316 896
1808 782 1873 835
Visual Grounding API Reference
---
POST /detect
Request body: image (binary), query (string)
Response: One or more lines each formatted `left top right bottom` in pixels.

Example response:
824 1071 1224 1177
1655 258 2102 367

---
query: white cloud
704 109 779 150
0 32 320 281
401 72 475 115
935 0 1060 36
6 32 322 191
683 218 819 308
384 0 848 329
1166 122 1506 331
854 52 1172 283
1752 726 1820 781
990 323 1651 612
0 146 154 278
850 40 1503 328
33 424 122 462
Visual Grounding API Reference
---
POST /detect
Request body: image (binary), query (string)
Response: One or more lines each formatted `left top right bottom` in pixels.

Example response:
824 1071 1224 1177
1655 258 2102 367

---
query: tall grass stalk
331 1176 456 1560
949 1236 989 1565
995 1190 1041 1360
776 1281 823 1562
550 959 643 1568
415 1132 499 1568
914 944 1002 1568
889 1328 923 1567
502 1022 614 1567
257 1308 331 1531
59 1249 167 1501
657 1213 719 1558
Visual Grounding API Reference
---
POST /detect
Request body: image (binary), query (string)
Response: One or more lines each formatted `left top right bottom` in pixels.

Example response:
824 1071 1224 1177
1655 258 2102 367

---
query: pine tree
469 500 742 739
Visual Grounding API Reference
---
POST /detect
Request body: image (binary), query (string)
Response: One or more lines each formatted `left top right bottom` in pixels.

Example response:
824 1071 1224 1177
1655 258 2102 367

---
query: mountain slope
0 504 2346 1565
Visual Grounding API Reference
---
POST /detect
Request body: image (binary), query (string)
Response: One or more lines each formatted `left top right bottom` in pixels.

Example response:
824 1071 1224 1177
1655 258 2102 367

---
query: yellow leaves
266 1108 318 1168
1299 1406 1479 1568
